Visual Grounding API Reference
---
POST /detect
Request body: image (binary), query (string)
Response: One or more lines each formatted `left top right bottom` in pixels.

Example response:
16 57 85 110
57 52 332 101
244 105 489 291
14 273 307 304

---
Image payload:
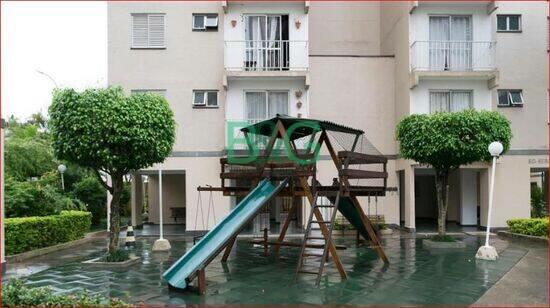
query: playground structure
163 115 389 294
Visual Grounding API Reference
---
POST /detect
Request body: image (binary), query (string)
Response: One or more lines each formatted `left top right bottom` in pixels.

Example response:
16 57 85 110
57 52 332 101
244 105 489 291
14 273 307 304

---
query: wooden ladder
295 183 343 285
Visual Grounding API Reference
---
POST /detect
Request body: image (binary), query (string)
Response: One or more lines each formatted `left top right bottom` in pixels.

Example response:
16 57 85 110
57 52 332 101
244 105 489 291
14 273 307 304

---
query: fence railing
411 40 496 71
225 40 309 71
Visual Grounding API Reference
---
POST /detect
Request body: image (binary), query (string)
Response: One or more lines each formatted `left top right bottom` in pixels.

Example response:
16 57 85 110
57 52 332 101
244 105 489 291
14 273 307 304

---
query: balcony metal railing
411 41 496 72
225 40 308 71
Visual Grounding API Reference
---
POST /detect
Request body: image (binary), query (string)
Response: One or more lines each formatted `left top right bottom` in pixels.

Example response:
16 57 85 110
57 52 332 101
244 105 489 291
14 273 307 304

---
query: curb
6 230 109 263
497 231 548 244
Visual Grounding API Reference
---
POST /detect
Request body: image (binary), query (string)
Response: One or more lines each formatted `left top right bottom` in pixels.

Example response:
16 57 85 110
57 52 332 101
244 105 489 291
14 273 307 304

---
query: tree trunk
108 175 123 253
435 169 450 237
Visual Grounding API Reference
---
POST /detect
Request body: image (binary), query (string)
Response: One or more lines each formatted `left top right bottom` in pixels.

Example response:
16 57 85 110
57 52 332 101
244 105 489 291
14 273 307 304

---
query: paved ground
474 238 548 306
4 230 546 306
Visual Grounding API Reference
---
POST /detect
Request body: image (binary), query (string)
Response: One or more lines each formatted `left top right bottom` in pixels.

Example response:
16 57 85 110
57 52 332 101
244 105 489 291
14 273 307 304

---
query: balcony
225 40 308 71
410 41 498 88
223 40 309 88
409 1 497 14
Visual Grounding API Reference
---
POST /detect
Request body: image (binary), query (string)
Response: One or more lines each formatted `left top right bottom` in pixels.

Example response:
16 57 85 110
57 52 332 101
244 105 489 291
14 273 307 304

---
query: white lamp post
153 167 171 251
476 141 503 261
57 164 67 191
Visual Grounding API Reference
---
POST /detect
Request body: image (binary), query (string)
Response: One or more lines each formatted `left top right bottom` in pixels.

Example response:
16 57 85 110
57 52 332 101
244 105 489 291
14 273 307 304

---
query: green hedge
507 218 549 237
5 211 92 255
2 278 127 307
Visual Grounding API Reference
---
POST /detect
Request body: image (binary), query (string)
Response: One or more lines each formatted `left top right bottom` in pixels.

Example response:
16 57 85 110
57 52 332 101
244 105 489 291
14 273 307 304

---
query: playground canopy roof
241 114 364 141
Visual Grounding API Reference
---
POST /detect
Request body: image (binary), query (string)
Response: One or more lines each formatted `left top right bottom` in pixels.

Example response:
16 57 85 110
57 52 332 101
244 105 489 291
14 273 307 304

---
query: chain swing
205 185 217 229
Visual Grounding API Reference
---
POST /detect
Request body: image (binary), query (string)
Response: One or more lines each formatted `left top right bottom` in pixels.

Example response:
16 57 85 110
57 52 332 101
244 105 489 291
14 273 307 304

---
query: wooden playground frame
193 115 389 293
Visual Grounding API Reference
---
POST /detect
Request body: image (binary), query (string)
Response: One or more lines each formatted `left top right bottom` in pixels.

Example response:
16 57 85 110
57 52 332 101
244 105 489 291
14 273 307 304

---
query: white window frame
192 14 218 30
193 90 218 108
429 89 473 113
498 89 524 107
131 13 166 49
244 90 290 121
497 15 522 32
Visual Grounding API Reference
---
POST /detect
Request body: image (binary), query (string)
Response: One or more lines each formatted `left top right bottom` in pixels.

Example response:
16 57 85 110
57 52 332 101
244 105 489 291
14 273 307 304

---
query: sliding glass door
244 15 289 70
429 16 472 70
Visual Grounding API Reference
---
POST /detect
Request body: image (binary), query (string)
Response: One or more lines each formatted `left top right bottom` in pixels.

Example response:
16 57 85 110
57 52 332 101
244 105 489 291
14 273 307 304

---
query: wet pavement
2 233 545 305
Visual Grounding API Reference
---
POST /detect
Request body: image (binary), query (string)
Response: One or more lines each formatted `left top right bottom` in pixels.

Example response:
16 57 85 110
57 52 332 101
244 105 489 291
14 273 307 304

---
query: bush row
2 278 127 307
506 218 549 237
5 211 92 255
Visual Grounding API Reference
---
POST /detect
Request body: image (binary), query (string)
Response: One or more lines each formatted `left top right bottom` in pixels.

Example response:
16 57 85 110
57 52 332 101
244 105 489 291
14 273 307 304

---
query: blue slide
163 178 288 290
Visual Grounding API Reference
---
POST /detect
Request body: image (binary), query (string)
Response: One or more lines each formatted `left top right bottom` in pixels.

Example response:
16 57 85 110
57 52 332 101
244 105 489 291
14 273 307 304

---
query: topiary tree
49 87 175 253
396 110 512 237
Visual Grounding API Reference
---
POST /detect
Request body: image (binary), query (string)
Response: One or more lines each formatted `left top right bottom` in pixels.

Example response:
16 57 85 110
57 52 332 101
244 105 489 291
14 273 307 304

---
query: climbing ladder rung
315 205 334 208
298 270 320 275
311 220 331 224
303 252 324 257
306 236 326 240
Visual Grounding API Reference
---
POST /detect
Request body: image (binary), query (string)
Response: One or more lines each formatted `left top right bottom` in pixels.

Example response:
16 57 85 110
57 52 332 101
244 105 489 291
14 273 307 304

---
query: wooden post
322 133 389 265
221 236 236 262
274 200 297 255
197 269 206 295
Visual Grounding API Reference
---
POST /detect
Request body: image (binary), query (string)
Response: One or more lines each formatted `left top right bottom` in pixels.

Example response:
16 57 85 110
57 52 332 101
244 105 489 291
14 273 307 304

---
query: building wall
479 155 532 228
108 2 226 152
493 1 548 150
380 2 411 123
148 174 186 225
309 1 381 55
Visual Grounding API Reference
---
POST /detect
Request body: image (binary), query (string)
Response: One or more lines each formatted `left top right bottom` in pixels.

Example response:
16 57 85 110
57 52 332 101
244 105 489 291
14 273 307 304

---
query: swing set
193 186 217 244
165 115 390 293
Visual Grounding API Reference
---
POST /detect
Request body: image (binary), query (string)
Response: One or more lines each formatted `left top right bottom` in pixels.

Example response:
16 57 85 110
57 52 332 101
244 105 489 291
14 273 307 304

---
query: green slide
336 197 372 241
326 195 373 241
163 178 288 290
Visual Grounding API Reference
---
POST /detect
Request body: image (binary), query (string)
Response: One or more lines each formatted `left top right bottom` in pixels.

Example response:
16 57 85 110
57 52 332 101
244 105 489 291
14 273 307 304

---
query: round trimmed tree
396 110 511 237
49 87 175 253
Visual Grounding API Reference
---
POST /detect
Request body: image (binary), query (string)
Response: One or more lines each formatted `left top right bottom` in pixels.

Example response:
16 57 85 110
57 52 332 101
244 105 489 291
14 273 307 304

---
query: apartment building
107 1 548 233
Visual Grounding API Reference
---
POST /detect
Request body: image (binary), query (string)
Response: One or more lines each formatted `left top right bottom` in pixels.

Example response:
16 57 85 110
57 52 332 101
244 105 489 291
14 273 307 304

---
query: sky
1 1 107 120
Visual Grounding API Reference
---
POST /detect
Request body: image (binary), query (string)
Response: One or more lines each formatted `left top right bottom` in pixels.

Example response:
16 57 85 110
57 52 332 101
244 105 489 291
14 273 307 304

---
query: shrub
4 178 59 217
507 218 549 237
5 211 92 255
531 185 547 218
99 249 130 262
4 177 85 218
2 278 128 307
72 176 107 225
4 125 56 181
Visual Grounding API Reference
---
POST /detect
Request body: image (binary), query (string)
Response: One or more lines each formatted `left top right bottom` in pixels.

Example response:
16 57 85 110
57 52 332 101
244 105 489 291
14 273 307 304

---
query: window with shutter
131 13 166 48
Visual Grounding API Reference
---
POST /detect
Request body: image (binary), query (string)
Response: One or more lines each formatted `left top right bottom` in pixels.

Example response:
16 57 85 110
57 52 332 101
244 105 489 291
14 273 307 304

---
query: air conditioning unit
205 16 218 28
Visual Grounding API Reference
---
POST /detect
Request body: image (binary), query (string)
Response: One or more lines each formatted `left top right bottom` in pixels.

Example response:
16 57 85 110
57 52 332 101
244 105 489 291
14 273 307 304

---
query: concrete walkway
474 239 548 306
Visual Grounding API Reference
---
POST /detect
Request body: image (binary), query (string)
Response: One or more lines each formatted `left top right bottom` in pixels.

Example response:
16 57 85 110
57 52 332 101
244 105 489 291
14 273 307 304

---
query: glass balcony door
244 15 289 70
429 16 472 71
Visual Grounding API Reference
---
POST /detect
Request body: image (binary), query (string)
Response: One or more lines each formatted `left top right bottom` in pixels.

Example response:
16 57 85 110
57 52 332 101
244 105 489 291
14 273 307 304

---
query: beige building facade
108 1 548 233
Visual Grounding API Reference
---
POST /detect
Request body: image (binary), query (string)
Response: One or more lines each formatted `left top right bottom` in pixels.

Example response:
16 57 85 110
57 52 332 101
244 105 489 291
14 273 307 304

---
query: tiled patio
3 232 537 305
